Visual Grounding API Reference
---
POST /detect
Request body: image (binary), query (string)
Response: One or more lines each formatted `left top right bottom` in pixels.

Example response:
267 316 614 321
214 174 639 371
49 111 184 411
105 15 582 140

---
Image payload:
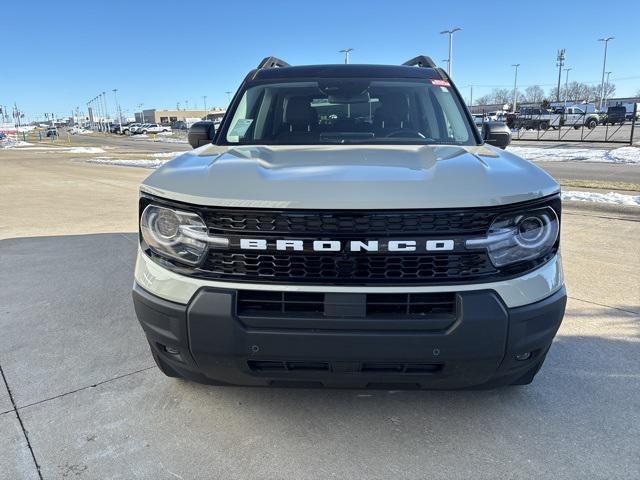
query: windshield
222 78 477 145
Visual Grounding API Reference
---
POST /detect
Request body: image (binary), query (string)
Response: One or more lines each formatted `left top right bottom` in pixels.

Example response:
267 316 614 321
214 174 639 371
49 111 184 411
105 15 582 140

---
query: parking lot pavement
0 220 637 479
0 413 39 479
0 147 638 478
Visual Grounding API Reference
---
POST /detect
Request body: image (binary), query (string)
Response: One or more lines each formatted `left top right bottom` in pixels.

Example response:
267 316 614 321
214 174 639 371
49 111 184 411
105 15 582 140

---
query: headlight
465 206 559 267
140 204 210 265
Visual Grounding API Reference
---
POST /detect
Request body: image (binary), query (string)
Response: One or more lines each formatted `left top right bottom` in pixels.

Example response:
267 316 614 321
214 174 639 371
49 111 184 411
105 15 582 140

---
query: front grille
247 360 443 375
140 194 561 285
237 290 456 317
203 209 493 235
201 252 495 284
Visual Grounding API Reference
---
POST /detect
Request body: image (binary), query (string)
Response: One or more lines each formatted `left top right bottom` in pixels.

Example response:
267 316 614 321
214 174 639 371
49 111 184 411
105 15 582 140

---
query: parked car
46 128 58 138
132 55 565 390
171 121 188 130
603 106 626 125
0 132 6 141
139 123 172 134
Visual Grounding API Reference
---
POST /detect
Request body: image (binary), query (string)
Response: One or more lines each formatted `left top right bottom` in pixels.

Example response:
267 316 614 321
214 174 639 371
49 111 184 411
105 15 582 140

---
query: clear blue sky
2 0 639 121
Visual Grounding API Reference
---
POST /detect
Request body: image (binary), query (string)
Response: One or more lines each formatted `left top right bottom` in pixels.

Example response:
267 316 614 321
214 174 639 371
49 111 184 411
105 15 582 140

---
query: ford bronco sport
133 56 566 389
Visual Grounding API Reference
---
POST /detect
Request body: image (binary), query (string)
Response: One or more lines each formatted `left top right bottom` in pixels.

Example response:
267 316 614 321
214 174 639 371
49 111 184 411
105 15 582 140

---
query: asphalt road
1 139 639 479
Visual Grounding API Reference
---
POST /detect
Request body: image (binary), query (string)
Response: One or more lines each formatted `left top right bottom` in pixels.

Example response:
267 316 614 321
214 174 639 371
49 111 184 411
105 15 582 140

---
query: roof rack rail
402 55 437 68
257 56 291 69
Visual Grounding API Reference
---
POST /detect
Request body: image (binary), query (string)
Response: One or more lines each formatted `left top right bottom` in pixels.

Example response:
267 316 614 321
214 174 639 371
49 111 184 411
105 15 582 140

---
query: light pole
113 89 122 130
563 67 572 107
440 27 461 76
137 103 144 123
604 71 612 107
555 49 565 102
339 48 354 64
225 91 232 106
598 37 614 111
101 92 109 133
511 64 520 113
202 95 208 120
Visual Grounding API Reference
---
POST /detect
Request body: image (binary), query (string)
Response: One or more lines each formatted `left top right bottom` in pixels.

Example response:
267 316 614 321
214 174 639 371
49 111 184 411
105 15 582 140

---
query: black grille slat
203 253 495 284
203 210 493 236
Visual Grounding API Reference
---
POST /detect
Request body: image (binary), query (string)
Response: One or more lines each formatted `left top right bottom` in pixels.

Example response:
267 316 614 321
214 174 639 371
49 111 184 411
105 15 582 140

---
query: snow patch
1 139 34 149
507 146 640 164
86 157 171 169
1 144 105 153
67 147 106 153
561 190 640 206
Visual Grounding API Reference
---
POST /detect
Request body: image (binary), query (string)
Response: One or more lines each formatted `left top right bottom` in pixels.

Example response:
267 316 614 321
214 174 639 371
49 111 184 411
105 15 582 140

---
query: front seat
374 93 410 131
278 97 318 141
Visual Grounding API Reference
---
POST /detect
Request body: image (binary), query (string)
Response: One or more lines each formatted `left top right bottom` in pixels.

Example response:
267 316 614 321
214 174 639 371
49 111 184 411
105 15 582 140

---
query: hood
141 144 559 209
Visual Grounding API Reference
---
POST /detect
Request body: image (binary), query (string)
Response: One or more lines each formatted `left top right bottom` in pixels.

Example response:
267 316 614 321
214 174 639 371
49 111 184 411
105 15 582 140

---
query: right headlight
140 204 212 265
465 206 559 267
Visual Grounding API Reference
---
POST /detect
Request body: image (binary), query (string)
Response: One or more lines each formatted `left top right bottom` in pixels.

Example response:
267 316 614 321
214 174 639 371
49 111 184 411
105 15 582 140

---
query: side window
433 88 469 142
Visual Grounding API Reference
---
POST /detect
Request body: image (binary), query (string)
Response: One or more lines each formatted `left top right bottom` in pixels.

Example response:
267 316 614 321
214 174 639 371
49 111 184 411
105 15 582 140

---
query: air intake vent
248 360 443 375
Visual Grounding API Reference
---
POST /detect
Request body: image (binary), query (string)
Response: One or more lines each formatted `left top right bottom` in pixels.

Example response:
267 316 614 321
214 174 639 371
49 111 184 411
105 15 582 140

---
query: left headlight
140 204 209 265
465 206 559 267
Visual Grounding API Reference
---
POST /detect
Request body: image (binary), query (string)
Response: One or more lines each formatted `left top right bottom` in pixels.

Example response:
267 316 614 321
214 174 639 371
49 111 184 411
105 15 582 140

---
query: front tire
587 119 597 129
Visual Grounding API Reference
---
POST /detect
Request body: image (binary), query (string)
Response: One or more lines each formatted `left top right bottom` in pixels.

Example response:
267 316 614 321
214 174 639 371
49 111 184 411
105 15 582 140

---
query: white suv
132 56 566 389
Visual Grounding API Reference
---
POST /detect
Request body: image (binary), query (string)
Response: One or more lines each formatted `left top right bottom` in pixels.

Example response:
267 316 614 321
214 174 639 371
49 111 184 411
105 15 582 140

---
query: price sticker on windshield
431 79 451 87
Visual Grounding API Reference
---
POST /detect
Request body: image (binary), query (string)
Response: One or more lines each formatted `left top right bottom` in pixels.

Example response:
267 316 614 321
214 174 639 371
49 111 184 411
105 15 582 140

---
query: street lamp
225 91 232 105
137 103 144 123
339 48 354 64
598 37 614 111
563 67 572 107
511 64 520 113
604 71 612 107
113 89 122 131
202 95 208 119
102 91 109 133
440 27 461 76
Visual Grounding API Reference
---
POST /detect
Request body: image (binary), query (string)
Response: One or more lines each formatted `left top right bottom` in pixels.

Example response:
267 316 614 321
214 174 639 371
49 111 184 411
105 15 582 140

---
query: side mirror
482 121 511 149
188 121 216 149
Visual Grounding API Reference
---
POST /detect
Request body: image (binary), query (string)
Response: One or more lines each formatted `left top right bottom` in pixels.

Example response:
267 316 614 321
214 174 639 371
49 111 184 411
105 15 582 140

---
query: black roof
250 64 442 81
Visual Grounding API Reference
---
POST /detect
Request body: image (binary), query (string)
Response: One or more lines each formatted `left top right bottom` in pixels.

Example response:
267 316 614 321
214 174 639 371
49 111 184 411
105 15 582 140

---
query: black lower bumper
132 284 566 389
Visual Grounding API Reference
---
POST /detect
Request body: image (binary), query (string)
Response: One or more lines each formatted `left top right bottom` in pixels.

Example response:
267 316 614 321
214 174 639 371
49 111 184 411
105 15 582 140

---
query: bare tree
524 85 545 103
557 81 593 102
590 82 616 105
492 88 512 105
475 95 492 106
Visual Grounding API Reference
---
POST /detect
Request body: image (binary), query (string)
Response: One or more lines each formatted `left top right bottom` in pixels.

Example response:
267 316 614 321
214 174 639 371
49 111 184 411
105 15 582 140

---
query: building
135 109 226 124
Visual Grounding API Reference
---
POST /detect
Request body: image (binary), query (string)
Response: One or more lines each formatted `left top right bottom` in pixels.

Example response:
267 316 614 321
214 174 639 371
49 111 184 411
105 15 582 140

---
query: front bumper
132 280 567 389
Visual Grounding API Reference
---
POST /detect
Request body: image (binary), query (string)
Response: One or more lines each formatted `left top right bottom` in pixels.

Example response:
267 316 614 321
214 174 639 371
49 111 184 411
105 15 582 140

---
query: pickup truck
139 123 171 134
513 106 599 130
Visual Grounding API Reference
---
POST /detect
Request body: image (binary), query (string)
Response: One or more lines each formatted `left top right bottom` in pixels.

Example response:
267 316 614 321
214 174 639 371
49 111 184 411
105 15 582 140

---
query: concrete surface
1 138 639 479
0 413 40 480
0 377 12 414
0 234 152 408
0 151 149 240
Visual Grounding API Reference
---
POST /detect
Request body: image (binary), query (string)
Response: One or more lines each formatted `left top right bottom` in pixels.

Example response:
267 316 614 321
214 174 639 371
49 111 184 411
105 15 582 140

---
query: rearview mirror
327 92 370 104
482 121 511 149
188 121 216 149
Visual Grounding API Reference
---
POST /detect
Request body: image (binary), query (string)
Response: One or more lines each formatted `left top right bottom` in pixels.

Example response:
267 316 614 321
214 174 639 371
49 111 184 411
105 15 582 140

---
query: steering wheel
384 128 425 139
